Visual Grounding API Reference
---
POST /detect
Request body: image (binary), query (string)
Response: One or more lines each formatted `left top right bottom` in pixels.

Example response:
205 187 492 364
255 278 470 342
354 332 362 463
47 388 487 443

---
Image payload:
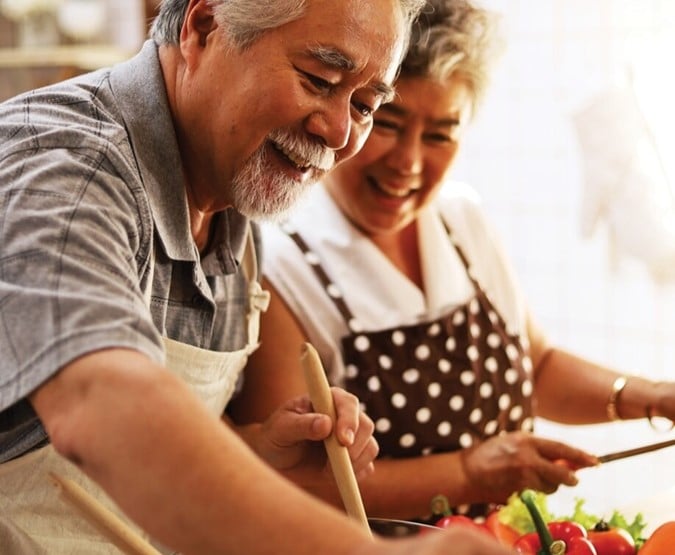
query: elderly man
0 0 513 553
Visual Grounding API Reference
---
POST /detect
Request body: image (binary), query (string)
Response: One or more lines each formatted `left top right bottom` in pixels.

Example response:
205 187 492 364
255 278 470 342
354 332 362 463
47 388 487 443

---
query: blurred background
1 0 673 524
0 0 157 100
454 0 675 520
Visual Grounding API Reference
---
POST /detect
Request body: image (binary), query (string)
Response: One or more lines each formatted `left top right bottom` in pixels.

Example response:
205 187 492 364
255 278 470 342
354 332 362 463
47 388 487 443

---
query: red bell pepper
514 490 597 555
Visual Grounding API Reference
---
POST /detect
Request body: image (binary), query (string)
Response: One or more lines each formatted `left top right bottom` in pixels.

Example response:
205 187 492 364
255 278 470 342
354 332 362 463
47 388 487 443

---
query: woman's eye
373 119 400 132
425 132 455 144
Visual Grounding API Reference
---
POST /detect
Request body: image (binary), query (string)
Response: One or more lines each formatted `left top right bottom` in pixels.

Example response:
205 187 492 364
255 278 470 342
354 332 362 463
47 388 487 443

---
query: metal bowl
368 518 439 537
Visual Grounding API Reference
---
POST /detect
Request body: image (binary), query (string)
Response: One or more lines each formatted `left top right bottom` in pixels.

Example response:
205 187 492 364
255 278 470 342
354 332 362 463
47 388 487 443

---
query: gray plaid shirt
0 41 257 462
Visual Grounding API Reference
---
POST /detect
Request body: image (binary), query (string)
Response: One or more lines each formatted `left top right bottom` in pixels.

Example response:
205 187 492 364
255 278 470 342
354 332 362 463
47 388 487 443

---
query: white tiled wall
454 0 675 518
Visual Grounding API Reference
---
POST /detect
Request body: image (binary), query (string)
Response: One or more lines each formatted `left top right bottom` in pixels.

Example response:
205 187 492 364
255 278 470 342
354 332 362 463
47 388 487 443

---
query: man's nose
305 102 352 151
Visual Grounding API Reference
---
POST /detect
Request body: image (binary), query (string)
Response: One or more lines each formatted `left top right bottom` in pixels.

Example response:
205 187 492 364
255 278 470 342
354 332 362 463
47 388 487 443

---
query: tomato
639 521 675 555
587 521 635 555
434 514 493 537
484 510 521 547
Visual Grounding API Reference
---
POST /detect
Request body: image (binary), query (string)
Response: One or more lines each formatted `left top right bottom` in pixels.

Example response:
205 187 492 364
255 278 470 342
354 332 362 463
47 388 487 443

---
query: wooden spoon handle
50 472 162 555
300 343 371 535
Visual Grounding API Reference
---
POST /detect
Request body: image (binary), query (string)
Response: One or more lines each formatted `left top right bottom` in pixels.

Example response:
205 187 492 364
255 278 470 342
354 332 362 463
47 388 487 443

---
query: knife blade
597 437 675 463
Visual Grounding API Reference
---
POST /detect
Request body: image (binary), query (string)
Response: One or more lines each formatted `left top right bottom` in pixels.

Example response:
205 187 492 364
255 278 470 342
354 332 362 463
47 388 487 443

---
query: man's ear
180 0 217 53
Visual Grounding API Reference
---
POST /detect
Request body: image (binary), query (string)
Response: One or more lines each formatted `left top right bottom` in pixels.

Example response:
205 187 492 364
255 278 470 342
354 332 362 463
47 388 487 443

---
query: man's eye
303 71 332 93
352 101 375 120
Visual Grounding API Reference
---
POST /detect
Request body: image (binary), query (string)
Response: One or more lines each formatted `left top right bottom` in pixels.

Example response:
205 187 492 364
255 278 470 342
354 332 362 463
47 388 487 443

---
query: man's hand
237 387 378 480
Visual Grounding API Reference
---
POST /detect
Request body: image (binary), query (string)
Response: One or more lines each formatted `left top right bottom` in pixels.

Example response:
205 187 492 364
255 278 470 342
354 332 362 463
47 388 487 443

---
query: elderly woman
229 0 675 524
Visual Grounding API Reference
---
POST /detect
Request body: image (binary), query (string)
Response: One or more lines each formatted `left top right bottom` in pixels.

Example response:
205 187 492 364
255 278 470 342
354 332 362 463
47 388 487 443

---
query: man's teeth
274 143 308 170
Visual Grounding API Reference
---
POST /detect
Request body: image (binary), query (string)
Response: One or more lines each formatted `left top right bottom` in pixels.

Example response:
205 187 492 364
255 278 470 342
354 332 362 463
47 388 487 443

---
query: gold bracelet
607 376 629 421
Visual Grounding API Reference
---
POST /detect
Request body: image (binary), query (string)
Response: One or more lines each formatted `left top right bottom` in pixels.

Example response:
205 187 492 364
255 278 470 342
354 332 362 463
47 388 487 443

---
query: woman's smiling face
324 74 474 237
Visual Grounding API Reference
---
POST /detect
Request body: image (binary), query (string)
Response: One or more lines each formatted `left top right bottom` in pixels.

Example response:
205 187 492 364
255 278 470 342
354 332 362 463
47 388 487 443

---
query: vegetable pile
432 490 650 554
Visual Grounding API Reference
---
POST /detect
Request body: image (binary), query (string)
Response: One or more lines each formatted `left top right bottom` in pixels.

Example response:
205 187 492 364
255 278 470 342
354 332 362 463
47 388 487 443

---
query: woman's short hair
403 0 501 111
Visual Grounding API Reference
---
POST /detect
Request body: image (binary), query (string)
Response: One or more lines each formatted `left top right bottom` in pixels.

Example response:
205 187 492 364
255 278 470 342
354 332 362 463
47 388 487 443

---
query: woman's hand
459 431 598 501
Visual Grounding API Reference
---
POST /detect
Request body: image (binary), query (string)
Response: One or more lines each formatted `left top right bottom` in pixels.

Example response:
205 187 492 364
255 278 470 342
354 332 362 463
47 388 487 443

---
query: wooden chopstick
300 343 372 536
49 472 162 555
597 437 675 463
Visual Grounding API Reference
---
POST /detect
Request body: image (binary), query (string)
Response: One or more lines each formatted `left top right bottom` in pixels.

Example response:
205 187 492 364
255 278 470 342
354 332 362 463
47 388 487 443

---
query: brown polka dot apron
287 219 534 519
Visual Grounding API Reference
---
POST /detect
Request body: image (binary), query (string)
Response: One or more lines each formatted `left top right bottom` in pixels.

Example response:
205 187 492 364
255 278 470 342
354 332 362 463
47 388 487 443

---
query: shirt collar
109 40 249 274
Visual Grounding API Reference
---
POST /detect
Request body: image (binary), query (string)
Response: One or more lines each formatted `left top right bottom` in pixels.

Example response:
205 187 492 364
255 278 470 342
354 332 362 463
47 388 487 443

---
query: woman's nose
388 132 424 175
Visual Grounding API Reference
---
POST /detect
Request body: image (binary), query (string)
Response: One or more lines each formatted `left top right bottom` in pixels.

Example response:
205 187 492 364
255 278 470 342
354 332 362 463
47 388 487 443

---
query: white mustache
269 129 335 172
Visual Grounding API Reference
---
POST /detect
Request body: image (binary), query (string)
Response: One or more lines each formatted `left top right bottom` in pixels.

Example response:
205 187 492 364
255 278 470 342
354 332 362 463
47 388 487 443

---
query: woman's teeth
375 180 417 198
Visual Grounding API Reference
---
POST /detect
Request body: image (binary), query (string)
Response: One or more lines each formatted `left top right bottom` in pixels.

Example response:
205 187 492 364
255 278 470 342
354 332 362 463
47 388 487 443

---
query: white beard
231 129 334 221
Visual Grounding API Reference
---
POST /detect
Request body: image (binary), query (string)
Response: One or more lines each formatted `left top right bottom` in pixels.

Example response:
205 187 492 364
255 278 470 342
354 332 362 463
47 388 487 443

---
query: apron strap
241 227 270 348
283 226 359 329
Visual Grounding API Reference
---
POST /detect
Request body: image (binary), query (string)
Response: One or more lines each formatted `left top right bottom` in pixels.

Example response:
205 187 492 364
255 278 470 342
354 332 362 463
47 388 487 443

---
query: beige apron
0 230 269 554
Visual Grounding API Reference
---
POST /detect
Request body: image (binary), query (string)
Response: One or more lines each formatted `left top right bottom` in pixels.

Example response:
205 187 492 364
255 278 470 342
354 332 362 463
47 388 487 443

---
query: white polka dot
469 408 483 424
391 330 405 346
523 356 533 372
403 368 420 384
470 323 481 338
459 433 473 447
416 407 432 423
498 393 511 410
415 344 431 361
449 395 464 411
378 355 393 370
348 318 362 333
487 333 501 348
326 283 342 298
521 417 535 431
391 392 407 409
305 252 320 265
510 405 523 421
359 402 366 412
375 418 391 433
428 382 441 398
506 344 519 361
354 335 370 352
438 359 451 373
399 433 416 448
521 379 533 397
452 311 466 326
488 310 499 324
445 337 456 351
479 382 493 398
345 364 359 379
484 357 498 373
437 421 452 436
505 368 519 384
427 323 441 336
469 298 480 315
422 447 433 456
466 345 479 361
367 376 381 392
484 420 498 435
460 370 476 386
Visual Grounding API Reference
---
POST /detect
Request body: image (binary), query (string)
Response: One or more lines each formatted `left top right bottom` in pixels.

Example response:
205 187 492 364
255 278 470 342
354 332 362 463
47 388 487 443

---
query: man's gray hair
151 0 425 50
